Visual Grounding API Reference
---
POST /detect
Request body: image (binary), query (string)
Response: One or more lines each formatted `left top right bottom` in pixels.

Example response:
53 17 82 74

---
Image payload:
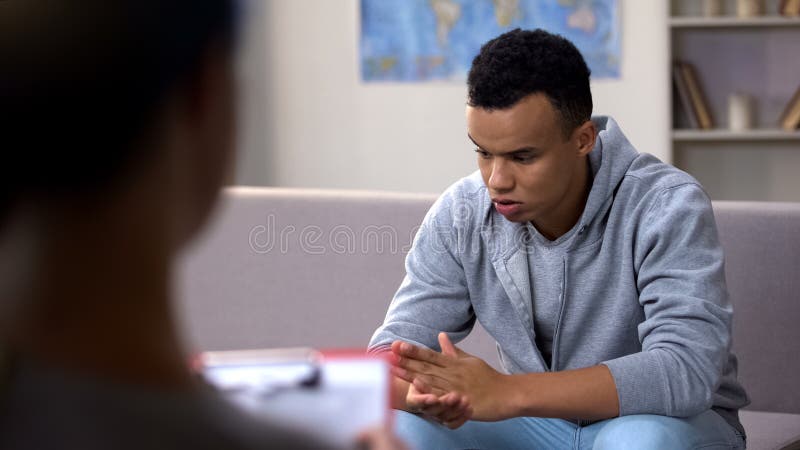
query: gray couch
178 187 800 450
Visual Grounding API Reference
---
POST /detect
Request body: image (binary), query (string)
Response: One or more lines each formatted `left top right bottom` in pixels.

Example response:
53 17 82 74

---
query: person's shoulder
620 153 711 213
202 394 342 450
425 171 489 227
0 362 341 450
618 156 716 238
625 153 701 193
438 171 486 202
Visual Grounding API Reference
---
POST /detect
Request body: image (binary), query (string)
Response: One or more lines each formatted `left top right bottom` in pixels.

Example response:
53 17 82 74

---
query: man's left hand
390 333 513 422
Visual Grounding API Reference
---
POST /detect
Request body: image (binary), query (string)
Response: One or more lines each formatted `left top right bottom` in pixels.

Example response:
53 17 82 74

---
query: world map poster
360 0 620 82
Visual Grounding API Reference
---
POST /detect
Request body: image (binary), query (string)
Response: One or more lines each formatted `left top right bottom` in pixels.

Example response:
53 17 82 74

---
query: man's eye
475 149 491 159
512 154 535 163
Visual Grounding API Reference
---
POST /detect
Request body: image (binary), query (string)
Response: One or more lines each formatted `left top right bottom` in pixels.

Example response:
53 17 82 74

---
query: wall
235 0 670 194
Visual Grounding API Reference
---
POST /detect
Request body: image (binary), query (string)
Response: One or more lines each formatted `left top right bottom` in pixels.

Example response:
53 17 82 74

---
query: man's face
466 93 588 226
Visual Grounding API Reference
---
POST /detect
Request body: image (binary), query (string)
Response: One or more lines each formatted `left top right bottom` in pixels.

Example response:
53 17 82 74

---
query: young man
369 29 749 449
0 1 402 449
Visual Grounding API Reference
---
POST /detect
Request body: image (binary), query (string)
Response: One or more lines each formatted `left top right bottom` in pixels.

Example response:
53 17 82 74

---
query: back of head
0 0 237 221
467 28 593 137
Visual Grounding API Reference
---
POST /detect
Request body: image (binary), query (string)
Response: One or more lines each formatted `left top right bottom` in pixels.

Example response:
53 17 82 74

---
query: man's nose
488 160 514 193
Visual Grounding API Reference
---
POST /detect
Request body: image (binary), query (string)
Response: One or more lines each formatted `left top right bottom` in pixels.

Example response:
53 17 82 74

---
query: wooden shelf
672 129 800 141
670 16 800 28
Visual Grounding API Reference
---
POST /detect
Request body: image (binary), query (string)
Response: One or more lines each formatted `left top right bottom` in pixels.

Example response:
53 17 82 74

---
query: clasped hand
390 332 511 429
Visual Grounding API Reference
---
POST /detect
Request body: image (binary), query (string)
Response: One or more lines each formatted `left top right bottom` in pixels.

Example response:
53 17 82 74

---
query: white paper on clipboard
198 348 390 447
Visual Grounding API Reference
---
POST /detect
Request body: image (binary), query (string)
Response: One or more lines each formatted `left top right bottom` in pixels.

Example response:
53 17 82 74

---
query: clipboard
195 347 391 447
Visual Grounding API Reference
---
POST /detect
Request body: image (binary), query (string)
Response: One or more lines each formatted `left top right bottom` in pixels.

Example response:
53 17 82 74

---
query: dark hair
0 0 238 218
467 28 592 137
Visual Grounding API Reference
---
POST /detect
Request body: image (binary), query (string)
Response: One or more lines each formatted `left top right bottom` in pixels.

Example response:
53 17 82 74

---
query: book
197 347 391 448
679 61 714 130
673 62 700 129
780 0 800 16
778 84 800 131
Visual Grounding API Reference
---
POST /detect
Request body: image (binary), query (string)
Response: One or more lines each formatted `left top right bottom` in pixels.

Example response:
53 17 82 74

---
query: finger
414 373 453 393
390 365 415 384
412 377 431 394
394 355 444 379
390 340 404 356
439 394 470 424
407 390 438 403
389 366 443 387
411 377 447 397
438 332 469 357
392 366 452 396
418 401 450 420
437 391 463 409
435 394 472 430
438 332 458 357
391 360 455 393
393 341 448 367
421 394 466 427
407 394 443 417
407 392 438 407
445 404 473 430
406 391 438 414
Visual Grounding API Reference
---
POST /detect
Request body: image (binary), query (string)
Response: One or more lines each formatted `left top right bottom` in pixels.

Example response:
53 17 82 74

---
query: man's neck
532 156 592 241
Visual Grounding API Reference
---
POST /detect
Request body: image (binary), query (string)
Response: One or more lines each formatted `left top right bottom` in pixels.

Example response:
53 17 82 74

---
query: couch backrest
177 189 800 413
712 201 800 414
176 187 501 368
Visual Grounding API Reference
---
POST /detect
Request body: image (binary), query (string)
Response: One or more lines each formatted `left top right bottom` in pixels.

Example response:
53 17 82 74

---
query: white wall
235 0 670 194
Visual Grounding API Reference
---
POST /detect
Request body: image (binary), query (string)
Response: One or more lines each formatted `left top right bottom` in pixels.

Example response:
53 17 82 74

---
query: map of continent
360 0 620 82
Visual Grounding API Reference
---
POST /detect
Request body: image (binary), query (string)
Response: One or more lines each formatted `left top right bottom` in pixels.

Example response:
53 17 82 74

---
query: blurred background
232 0 800 200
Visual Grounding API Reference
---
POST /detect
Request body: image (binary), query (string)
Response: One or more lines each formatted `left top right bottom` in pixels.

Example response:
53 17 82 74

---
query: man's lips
492 198 523 216
492 197 520 205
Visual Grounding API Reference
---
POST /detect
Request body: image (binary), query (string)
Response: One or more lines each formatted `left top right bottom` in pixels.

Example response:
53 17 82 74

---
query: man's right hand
404 378 473 429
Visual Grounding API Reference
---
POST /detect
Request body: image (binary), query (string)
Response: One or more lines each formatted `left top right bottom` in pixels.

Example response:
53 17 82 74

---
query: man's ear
180 40 237 176
165 41 237 249
574 120 597 157
182 43 235 136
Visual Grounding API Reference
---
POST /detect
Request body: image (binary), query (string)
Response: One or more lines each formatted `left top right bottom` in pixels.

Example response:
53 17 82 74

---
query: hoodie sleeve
367 191 475 354
601 183 732 418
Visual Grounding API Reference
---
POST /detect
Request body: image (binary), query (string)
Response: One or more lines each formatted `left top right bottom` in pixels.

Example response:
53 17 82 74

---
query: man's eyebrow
467 134 540 155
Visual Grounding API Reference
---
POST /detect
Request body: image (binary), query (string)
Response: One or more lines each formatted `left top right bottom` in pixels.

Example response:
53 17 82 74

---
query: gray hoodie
369 116 749 435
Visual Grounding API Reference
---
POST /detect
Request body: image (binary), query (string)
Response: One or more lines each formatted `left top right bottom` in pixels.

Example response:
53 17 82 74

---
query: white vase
737 0 764 17
728 93 754 131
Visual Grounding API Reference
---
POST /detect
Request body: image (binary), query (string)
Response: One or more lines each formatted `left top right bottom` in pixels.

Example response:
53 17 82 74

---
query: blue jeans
393 409 746 450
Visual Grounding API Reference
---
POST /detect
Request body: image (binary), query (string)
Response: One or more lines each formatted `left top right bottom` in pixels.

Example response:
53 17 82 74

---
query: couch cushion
740 410 800 450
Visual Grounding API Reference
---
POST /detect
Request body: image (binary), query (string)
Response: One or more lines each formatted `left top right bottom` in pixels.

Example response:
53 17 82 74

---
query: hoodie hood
576 116 639 232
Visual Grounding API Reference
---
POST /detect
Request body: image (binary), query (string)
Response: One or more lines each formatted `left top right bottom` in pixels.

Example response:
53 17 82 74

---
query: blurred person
369 29 748 449
0 1 403 449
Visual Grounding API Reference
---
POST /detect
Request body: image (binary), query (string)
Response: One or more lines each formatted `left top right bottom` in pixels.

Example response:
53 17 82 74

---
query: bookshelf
669 16 800 27
672 129 800 142
669 0 800 201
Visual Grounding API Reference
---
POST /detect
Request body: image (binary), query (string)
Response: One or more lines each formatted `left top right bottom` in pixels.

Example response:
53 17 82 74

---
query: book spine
681 62 714 130
673 62 700 129
779 85 800 131
781 0 800 15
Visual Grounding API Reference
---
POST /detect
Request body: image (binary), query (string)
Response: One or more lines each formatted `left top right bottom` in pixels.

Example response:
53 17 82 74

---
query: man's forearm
504 364 620 421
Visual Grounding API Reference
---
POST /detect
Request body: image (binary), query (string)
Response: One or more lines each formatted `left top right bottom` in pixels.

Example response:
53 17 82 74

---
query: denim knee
592 415 686 450
393 410 465 450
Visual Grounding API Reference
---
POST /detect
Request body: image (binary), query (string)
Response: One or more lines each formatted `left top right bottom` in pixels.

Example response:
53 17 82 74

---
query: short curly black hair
0 0 237 221
467 28 592 138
